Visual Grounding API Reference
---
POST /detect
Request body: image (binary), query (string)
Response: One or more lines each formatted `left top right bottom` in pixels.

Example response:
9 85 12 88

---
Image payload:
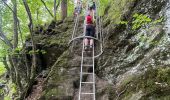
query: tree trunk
36 8 39 22
2 57 10 78
2 57 10 72
22 0 37 99
2 0 24 97
61 0 67 20
12 0 18 49
22 0 37 80
0 3 2 32
54 0 57 20
9 55 23 96
0 32 13 48
11 0 24 95
54 0 61 21
8 55 16 83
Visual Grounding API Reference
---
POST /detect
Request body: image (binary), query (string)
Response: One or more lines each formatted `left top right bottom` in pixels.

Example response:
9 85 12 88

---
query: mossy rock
118 67 170 99
106 0 135 24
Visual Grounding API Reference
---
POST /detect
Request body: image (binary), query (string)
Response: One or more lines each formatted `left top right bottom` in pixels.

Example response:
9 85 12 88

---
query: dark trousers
85 25 95 37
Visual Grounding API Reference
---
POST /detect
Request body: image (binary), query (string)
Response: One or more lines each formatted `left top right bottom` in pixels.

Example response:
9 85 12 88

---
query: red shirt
86 15 93 24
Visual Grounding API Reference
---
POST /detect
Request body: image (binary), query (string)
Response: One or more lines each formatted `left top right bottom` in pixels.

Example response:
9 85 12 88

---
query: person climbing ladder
74 0 83 17
88 0 96 20
84 12 95 51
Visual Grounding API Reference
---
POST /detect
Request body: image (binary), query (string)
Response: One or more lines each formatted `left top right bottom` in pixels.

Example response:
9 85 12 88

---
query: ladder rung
81 93 95 95
83 65 93 67
81 82 94 84
82 72 93 75
83 50 92 52
84 57 93 59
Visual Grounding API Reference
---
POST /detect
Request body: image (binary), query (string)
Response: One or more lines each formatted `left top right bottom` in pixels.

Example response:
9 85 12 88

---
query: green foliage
14 47 22 53
132 13 163 30
153 17 164 24
7 47 22 55
119 21 128 25
68 0 74 17
10 83 17 94
0 88 4 94
0 0 75 58
0 62 6 76
4 96 11 100
3 82 17 100
132 13 152 30
40 50 47 54
0 40 10 58
99 0 109 16
28 49 46 54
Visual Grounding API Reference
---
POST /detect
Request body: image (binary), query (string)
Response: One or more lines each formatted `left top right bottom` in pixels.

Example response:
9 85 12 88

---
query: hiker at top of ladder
88 0 96 20
74 0 83 17
84 11 95 51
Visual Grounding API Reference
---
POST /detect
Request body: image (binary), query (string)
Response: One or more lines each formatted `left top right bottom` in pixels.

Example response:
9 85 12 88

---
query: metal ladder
76 0 103 100
78 2 96 99
78 43 95 100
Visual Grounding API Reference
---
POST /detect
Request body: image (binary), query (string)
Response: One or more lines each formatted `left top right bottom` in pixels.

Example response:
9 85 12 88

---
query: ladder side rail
71 1 83 52
95 1 99 39
79 1 90 100
72 15 79 39
97 0 103 57
96 1 103 58
78 38 85 100
99 16 103 54
71 15 80 52
92 43 96 100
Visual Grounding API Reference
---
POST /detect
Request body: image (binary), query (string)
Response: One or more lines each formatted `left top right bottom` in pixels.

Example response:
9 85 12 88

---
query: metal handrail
71 16 79 52
92 40 96 100
69 0 104 58
69 36 102 44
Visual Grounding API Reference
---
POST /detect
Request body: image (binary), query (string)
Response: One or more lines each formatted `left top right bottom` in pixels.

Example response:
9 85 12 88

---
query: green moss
116 73 136 96
106 0 135 24
139 67 170 95
56 50 70 68
108 86 116 99
47 29 71 46
45 50 71 84
155 95 170 100
157 68 170 84
33 19 73 47
48 58 68 84
44 88 65 98
119 67 170 99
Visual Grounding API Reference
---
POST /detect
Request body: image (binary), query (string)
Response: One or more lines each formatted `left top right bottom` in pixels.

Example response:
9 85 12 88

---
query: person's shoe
89 45 93 50
84 46 88 51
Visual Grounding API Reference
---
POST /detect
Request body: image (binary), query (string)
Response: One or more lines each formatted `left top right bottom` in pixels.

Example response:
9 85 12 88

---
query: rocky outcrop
25 0 170 100
97 0 170 99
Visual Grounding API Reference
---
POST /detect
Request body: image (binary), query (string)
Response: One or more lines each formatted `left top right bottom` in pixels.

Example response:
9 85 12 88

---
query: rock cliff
26 0 170 100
